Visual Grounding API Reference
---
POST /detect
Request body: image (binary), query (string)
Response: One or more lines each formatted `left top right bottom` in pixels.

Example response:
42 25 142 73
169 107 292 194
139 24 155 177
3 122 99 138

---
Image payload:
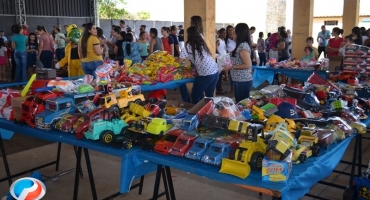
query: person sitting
301 46 314 62
306 37 319 60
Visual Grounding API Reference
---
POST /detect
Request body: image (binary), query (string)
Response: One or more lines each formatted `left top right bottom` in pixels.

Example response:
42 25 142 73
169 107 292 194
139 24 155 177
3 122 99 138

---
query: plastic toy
21 74 36 97
228 119 250 134
76 100 96 113
283 86 320 111
201 114 230 129
154 129 184 154
137 134 163 151
349 122 367 134
35 97 75 130
220 124 267 178
54 114 73 130
169 133 198 157
121 103 151 123
201 141 237 166
114 130 143 149
75 108 105 139
144 98 167 118
185 137 215 161
84 107 129 145
61 115 86 133
128 118 151 134
266 125 294 161
100 87 145 109
315 129 335 150
181 114 199 131
146 118 172 136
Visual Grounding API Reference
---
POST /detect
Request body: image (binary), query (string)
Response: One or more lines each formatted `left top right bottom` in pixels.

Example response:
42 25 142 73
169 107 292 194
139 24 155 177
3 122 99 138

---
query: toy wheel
263 134 273 144
298 154 307 163
126 141 133 149
250 151 264 171
319 99 326 105
134 99 143 105
100 130 115 145
343 186 357 200
311 146 320 156
281 149 291 160
228 149 236 160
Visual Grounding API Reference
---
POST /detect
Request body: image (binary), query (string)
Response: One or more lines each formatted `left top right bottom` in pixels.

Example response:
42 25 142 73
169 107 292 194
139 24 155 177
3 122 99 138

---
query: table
141 78 195 91
252 66 327 88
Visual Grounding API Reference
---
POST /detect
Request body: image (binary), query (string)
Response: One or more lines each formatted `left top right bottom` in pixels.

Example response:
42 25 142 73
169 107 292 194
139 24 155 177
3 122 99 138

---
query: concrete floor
1 81 370 200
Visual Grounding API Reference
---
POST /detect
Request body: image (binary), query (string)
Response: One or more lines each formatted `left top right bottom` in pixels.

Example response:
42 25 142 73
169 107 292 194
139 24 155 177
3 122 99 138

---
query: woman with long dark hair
138 31 149 60
122 33 142 64
36 25 54 68
78 23 104 77
149 28 163 53
176 26 219 104
223 23 253 102
12 24 28 82
190 16 204 36
114 31 126 65
26 32 38 78
225 25 236 89
352 27 363 45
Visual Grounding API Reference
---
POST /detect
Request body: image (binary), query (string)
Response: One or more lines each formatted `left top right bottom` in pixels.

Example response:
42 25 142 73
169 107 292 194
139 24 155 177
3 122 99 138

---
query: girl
12 24 28 82
36 25 54 68
0 38 8 81
257 32 266 66
26 33 38 79
273 31 290 62
161 27 174 56
78 23 104 77
223 23 253 103
114 31 126 65
301 46 314 62
190 16 204 36
225 25 236 90
326 27 344 57
122 33 142 65
216 28 227 94
138 31 149 60
176 26 219 104
149 28 163 54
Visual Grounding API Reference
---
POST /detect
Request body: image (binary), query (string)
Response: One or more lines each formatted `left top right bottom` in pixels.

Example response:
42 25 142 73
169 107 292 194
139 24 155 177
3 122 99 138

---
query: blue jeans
192 72 219 104
259 52 266 66
233 80 252 103
14 51 27 82
82 60 103 78
40 50 53 68
56 48 65 61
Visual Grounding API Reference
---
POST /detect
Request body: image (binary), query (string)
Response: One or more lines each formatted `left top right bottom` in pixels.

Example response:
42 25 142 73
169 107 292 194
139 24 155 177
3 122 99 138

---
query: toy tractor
219 124 267 179
84 107 129 145
100 87 145 110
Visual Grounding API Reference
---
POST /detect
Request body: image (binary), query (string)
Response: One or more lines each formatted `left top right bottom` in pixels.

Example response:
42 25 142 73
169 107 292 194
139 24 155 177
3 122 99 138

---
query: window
362 18 370 23
324 21 338 26
59 102 72 110
196 142 206 149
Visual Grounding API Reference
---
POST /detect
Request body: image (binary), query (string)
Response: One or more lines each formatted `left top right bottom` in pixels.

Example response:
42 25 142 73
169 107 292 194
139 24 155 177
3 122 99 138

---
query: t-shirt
81 35 103 62
169 34 179 57
362 36 369 45
178 29 184 42
216 38 227 55
230 42 253 82
115 39 124 59
39 33 53 51
0 36 7 43
55 33 66 49
0 46 7 56
353 38 362 45
139 42 149 56
317 30 331 47
309 46 319 59
180 43 218 76
226 38 236 53
278 38 290 58
28 41 38 52
257 38 265 53
269 33 279 49
122 42 142 64
109 37 117 55
328 38 344 56
161 36 174 55
12 34 27 52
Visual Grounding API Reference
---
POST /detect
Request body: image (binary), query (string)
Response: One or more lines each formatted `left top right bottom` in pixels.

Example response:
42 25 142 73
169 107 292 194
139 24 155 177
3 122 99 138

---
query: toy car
169 133 198 157
128 119 151 134
185 137 215 161
114 131 144 149
201 114 230 129
283 86 320 111
54 114 73 130
181 114 199 131
100 87 145 109
75 108 105 139
61 115 86 133
154 129 184 155
144 98 167 118
315 129 335 150
349 122 367 134
146 118 172 136
201 141 238 167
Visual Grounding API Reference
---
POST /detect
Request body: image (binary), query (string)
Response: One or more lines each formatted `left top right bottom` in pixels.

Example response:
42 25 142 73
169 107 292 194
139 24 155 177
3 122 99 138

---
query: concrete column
342 0 360 35
291 0 314 60
184 0 216 57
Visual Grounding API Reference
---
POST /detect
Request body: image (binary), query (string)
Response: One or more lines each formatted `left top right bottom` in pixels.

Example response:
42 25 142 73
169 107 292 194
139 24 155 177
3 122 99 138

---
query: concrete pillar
184 0 216 57
291 0 314 60
342 0 360 35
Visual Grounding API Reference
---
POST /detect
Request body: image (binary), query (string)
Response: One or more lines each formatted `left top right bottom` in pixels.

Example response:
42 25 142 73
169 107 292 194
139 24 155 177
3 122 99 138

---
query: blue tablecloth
141 78 194 91
252 66 327 88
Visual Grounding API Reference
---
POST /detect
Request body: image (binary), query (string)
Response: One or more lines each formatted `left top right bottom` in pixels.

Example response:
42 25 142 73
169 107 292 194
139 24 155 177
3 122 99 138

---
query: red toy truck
154 129 184 155
169 133 198 157
75 108 105 139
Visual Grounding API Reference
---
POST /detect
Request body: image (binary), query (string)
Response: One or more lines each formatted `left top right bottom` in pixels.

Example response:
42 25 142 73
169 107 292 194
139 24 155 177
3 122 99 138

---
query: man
139 25 151 41
120 20 127 32
169 25 180 57
106 26 120 60
317 25 331 58
0 31 7 43
178 25 184 50
250 26 256 47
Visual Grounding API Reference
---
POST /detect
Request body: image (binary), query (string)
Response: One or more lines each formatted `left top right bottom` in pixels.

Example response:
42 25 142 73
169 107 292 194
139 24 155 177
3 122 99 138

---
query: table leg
139 175 145 195
73 147 82 200
358 134 362 177
152 165 163 200
73 146 84 178
165 166 176 200
345 134 359 200
161 168 170 200
83 148 98 200
55 142 61 171
0 133 12 186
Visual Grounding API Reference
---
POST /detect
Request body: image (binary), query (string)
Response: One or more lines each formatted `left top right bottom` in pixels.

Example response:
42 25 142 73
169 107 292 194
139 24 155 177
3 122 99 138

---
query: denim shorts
81 60 103 77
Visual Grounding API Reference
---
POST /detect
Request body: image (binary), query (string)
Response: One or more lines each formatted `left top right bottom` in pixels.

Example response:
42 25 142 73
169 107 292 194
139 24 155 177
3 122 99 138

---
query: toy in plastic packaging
76 100 97 113
216 54 232 72
95 63 114 86
77 84 95 94
259 85 283 97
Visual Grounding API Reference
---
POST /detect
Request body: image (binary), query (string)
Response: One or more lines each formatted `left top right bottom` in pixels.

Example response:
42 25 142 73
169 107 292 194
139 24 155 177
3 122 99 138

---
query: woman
273 31 290 61
362 30 369 45
114 31 126 65
257 32 266 66
161 27 174 56
223 23 253 103
26 33 38 79
54 27 66 61
190 16 204 36
265 32 271 59
216 28 227 94
138 31 149 60
225 25 236 90
122 33 142 65
78 23 104 77
176 26 219 104
12 24 28 82
149 28 163 54
36 25 54 68
352 27 363 45
326 27 344 57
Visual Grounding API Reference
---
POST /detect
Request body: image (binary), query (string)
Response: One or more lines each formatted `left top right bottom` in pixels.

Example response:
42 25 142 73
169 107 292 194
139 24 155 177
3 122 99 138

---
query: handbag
36 59 44 69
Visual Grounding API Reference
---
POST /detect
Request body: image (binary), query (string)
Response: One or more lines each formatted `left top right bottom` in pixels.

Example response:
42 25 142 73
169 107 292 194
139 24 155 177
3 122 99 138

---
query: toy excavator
100 87 145 110
219 124 267 179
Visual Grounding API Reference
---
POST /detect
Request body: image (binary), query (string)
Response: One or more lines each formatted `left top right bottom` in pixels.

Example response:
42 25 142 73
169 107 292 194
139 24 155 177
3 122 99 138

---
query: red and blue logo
9 177 46 200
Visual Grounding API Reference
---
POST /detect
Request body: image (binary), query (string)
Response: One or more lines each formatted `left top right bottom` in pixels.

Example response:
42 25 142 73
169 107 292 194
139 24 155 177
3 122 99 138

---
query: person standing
119 20 127 32
225 25 236 89
178 25 184 50
26 33 38 79
352 27 363 45
54 28 66 61
317 25 331 58
139 25 151 41
138 31 149 60
273 31 290 61
177 26 219 104
326 27 344 57
287 29 292 54
107 26 120 60
0 31 7 43
161 27 174 56
11 24 28 82
0 38 8 81
216 28 227 94
78 23 104 77
37 25 54 68
169 25 180 58
257 32 266 66
22 24 29 36
122 33 142 65
149 28 163 53
268 27 280 60
114 31 126 65
249 26 256 47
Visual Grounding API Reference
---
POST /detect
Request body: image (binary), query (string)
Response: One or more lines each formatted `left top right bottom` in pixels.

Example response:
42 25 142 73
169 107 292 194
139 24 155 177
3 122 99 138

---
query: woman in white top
177 26 219 104
225 25 236 91
216 28 227 94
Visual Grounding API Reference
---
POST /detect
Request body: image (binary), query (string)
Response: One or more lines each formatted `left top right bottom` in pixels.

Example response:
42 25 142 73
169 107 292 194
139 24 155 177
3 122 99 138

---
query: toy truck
169 133 198 157
220 124 267 179
266 123 295 160
61 115 86 133
201 141 237 166
315 129 334 150
185 137 215 161
154 129 184 154
54 114 73 130
121 103 151 123
228 119 250 134
75 108 105 139
35 97 75 130
146 118 172 136
201 114 230 129
100 87 145 109
181 114 199 131
294 125 320 164
84 107 129 145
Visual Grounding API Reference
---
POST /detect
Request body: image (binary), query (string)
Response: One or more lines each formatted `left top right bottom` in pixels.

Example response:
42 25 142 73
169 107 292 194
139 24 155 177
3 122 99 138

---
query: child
252 46 259 66
0 38 8 81
306 37 319 60
27 33 38 79
301 46 314 62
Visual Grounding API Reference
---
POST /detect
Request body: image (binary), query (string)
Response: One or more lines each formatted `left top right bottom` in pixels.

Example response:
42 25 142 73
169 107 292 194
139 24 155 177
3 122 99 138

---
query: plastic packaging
76 100 97 113
216 54 232 72
95 63 114 86
77 84 95 94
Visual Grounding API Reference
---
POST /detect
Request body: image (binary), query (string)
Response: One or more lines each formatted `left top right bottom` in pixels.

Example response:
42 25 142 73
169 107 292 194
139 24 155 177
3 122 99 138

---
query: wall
265 0 287 35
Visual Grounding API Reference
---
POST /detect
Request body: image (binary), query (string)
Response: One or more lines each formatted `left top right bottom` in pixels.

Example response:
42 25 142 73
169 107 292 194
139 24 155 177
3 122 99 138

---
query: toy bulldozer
219 124 267 179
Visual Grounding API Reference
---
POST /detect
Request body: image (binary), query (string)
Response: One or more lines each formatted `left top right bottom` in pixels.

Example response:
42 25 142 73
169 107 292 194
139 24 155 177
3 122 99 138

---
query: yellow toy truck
294 125 320 164
121 103 151 122
266 123 294 160
100 87 145 109
220 124 267 179
227 119 250 134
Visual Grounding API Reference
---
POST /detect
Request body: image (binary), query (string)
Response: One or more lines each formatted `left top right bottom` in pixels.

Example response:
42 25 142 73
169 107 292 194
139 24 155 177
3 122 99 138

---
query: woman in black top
352 27 363 45
114 31 126 65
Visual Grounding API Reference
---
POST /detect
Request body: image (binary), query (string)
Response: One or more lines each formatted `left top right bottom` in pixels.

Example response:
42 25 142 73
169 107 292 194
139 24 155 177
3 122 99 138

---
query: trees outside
98 0 151 20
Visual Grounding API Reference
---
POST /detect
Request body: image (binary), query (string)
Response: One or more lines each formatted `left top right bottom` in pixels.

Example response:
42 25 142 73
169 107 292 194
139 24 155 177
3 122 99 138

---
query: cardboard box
262 151 292 183
328 56 343 72
36 68 56 79
11 96 28 120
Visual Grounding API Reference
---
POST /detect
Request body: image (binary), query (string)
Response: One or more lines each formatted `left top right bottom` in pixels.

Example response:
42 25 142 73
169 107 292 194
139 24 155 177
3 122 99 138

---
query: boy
306 37 319 60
